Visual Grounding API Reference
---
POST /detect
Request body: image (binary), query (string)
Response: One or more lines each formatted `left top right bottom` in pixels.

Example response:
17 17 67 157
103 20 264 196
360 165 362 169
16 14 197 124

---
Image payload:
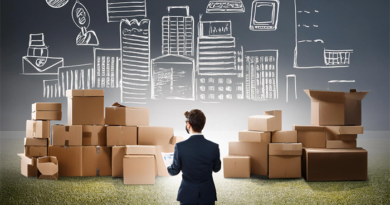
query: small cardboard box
37 156 59 180
82 125 106 146
32 102 62 111
26 120 50 139
17 153 37 177
138 126 174 176
25 145 47 158
269 143 302 179
32 102 62 121
66 90 104 125
304 89 369 126
52 125 82 146
24 138 48 146
272 131 297 143
248 110 282 132
106 102 149 126
326 140 357 149
123 155 156 184
238 131 271 142
106 126 137 146
302 148 367 181
326 126 363 140
126 145 156 155
48 146 82 177
334 134 358 141
223 156 250 178
294 125 326 148
82 146 112 176
269 143 302 156
228 141 269 176
112 146 126 177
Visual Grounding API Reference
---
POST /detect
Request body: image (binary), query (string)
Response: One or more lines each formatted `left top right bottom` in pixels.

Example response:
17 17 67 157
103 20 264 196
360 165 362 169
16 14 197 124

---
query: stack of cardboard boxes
297 89 369 181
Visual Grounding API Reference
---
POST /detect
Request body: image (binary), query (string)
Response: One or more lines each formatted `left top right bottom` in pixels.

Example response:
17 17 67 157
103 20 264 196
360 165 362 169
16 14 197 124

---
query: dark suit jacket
167 134 221 204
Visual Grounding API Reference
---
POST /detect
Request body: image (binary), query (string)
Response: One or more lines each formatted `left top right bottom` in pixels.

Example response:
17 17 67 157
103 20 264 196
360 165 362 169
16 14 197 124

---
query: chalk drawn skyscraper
120 19 150 104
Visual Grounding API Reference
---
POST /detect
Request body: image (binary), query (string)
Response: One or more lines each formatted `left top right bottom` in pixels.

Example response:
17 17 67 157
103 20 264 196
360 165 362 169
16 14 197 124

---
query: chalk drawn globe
46 0 69 8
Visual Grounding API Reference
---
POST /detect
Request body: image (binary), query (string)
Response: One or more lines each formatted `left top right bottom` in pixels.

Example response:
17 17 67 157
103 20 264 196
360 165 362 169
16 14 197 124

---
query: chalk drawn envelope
22 56 64 75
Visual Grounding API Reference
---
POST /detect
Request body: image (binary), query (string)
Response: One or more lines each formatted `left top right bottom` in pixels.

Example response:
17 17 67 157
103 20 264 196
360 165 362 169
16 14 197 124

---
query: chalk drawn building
43 79 61 98
93 48 121 89
58 64 94 97
106 0 147 23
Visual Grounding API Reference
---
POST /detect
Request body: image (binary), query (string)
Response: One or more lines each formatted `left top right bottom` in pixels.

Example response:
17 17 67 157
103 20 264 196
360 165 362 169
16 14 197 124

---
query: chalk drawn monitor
249 0 279 31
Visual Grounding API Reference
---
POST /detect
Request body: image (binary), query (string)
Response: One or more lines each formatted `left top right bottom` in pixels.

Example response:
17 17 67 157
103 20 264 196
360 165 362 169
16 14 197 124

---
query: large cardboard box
138 126 174 176
238 131 271 142
228 141 269 176
26 120 50 139
304 89 369 126
126 145 156 155
52 125 82 146
269 143 302 179
48 146 82 176
272 131 297 143
326 140 357 149
294 125 326 148
302 148 367 181
112 146 126 177
326 126 363 140
17 153 37 177
106 102 149 126
248 110 282 132
82 146 112 176
82 125 106 146
32 102 62 121
123 155 155 184
24 138 48 158
66 90 104 125
223 156 250 178
106 126 137 146
37 156 59 180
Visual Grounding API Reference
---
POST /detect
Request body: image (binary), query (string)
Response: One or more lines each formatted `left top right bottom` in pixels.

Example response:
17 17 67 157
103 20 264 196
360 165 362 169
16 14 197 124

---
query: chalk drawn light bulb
71 0 99 46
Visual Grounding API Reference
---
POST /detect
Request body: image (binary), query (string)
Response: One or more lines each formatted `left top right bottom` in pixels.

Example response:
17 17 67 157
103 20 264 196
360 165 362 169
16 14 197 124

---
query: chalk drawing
58 64 94 96
106 0 147 23
286 74 297 102
46 0 69 8
93 48 121 88
206 0 245 14
327 80 355 91
72 0 99 46
43 79 61 98
249 0 279 31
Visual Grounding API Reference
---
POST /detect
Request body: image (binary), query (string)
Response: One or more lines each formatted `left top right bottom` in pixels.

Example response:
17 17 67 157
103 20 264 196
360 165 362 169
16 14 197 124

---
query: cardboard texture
126 145 156 155
302 148 367 181
32 102 62 111
138 126 174 176
66 89 104 125
18 153 37 177
272 131 297 143
269 143 302 156
24 146 47 158
26 120 50 139
238 131 271 142
326 126 363 140
52 125 82 146
106 103 149 126
123 155 155 184
82 125 106 146
37 156 59 180
228 141 269 176
106 126 137 146
48 146 82 177
24 138 48 146
223 156 250 178
112 146 126 177
326 140 357 149
170 136 185 145
294 125 326 148
248 110 282 132
304 89 369 126
32 111 62 121
82 146 112 176
269 156 301 179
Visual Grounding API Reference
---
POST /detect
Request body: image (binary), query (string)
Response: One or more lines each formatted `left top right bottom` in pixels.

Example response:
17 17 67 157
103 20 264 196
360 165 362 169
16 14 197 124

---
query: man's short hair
184 109 206 132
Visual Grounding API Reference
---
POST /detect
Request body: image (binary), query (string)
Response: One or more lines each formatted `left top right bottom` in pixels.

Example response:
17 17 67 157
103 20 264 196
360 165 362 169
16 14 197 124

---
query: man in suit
167 109 221 205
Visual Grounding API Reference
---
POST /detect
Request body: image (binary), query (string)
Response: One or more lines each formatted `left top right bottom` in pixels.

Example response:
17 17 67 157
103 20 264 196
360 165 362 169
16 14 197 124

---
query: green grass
1 135 389 204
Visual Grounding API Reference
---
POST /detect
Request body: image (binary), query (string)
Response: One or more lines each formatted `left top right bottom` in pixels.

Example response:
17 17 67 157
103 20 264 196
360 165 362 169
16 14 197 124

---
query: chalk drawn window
200 78 206 83
200 86 206 91
208 77 215 83
226 86 232 92
226 78 232 84
209 86 215 91
218 78 224 84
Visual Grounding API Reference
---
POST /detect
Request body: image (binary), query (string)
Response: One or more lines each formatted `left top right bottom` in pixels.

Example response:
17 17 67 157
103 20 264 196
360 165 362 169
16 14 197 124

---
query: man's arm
167 144 181 176
212 145 221 172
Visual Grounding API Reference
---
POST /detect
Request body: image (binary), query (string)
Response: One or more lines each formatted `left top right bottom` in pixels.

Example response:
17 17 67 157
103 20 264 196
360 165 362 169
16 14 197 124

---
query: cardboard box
106 126 137 146
294 125 326 148
66 89 104 125
123 155 155 184
223 156 250 178
82 125 106 146
272 131 297 143
238 131 271 142
334 134 358 141
304 89 369 126
82 146 112 176
32 102 62 120
138 126 174 176
269 143 302 156
37 156 59 180
106 102 149 126
26 120 50 139
326 140 357 149
52 125 82 146
126 145 156 155
18 153 37 177
268 143 302 178
248 110 282 132
32 102 62 111
228 141 268 176
112 146 126 177
48 146 82 176
170 136 185 144
24 138 48 146
326 126 363 140
25 146 47 158
302 148 367 181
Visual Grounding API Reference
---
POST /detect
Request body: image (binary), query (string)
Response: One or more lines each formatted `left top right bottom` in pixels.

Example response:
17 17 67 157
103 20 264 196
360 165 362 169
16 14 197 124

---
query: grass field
1 131 389 204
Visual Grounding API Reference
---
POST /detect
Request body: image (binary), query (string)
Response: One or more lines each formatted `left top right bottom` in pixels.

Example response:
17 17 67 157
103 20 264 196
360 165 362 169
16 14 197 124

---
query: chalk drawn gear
71 0 99 46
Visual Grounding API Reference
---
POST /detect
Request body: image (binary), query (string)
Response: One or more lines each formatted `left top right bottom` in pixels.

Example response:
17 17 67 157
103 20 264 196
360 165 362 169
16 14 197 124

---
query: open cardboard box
37 156 59 180
17 153 37 177
106 102 149 126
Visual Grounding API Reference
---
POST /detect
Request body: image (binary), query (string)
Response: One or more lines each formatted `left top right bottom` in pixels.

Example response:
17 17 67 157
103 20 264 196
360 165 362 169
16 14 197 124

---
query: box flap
37 156 58 175
224 155 250 159
304 89 345 103
126 145 156 155
326 126 364 135
111 102 126 107
24 138 47 146
18 153 34 165
66 89 104 97
269 143 302 156
345 91 370 100
304 148 366 153
249 115 274 119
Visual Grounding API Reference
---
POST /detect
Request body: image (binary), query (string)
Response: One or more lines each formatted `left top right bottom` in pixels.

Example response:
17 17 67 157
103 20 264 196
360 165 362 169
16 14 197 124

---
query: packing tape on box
96 146 100 154
65 126 69 132
65 140 69 147
96 168 100 176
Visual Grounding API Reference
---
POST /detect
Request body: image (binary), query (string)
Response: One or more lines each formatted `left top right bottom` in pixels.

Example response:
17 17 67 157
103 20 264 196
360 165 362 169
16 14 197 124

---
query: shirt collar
190 133 203 137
